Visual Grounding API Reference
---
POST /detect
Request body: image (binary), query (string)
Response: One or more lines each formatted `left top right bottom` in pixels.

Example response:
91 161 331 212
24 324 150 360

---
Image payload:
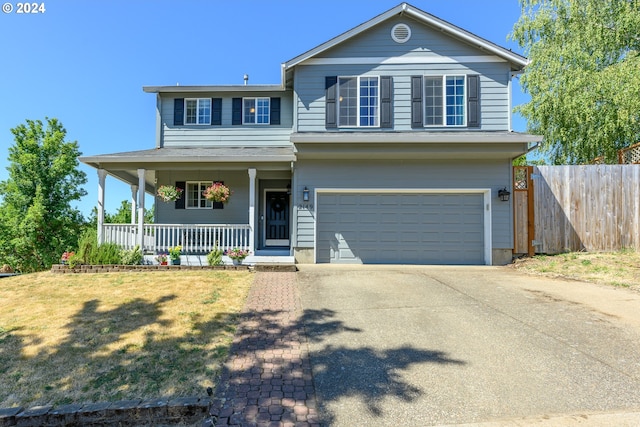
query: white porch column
97 169 107 245
130 185 138 224
137 169 146 250
248 168 256 253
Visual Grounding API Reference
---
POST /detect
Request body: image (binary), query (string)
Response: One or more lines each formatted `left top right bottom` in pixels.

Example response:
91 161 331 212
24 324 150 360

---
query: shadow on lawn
0 294 240 408
212 306 466 425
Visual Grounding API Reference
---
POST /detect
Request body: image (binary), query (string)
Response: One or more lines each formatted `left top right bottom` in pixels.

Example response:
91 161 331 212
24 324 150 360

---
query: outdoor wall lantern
303 187 310 202
498 187 511 202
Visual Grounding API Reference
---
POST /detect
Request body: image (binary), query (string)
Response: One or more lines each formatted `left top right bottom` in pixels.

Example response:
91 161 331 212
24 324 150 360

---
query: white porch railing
102 223 251 253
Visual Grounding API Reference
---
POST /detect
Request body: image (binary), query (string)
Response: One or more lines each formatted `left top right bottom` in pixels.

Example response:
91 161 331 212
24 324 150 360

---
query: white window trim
338 75 380 128
184 98 211 125
186 181 213 209
242 97 270 125
423 75 467 128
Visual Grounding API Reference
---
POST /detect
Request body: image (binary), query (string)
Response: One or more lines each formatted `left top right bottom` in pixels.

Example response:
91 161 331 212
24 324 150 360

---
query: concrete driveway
296 265 640 426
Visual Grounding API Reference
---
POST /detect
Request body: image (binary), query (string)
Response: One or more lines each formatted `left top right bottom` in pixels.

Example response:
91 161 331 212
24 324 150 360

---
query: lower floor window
186 182 213 209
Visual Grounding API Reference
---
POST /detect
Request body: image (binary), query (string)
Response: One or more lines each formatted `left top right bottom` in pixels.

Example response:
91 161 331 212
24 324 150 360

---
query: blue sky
0 0 529 217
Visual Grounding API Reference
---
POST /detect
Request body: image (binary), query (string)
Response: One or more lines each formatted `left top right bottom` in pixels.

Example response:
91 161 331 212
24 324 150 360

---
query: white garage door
316 191 488 264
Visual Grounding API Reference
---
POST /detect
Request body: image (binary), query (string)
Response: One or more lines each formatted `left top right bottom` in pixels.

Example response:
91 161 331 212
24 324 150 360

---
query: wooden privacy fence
527 165 640 254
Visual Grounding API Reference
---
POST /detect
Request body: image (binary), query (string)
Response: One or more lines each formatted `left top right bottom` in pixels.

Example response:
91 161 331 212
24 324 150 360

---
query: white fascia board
142 85 286 94
403 6 528 68
301 55 506 65
290 132 543 144
284 3 528 71
80 154 296 166
283 4 405 69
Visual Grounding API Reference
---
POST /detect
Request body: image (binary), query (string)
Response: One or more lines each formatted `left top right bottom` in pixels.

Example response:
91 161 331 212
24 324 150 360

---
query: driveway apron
296 265 640 426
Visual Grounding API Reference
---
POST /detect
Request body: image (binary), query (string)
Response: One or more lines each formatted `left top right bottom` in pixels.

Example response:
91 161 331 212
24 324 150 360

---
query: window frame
337 75 380 128
184 98 212 125
243 97 270 125
423 75 467 127
185 181 213 209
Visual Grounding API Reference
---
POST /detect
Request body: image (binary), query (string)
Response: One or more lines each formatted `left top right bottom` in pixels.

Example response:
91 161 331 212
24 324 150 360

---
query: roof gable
283 2 527 71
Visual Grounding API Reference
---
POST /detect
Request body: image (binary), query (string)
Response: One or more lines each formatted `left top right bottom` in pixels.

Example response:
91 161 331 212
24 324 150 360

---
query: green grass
513 250 640 288
0 270 253 409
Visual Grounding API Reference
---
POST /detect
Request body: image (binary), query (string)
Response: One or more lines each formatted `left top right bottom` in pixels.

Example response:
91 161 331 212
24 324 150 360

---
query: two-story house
80 3 540 265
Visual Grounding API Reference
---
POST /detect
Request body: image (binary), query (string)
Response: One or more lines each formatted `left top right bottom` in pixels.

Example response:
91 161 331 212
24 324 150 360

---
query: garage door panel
317 192 486 265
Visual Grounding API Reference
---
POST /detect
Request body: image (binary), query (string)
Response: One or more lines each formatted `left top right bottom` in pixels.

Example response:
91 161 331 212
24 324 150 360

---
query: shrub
71 229 123 266
93 243 122 265
75 228 97 265
121 245 143 265
207 247 224 266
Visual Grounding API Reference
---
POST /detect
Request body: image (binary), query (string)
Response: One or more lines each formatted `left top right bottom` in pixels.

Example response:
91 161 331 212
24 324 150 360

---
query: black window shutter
211 98 222 125
232 98 242 125
467 75 480 128
174 99 184 126
175 181 186 209
380 76 393 128
270 97 281 125
212 181 224 210
410 76 423 128
325 76 338 128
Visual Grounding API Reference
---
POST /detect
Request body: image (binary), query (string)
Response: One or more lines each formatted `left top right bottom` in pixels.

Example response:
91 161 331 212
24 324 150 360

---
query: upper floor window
338 76 379 127
185 98 211 125
186 181 213 209
411 74 479 129
326 76 391 129
243 97 270 124
424 76 465 127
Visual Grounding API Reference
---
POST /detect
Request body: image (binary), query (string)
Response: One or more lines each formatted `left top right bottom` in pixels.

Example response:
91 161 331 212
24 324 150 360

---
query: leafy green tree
511 0 640 164
86 201 154 228
512 154 547 166
0 118 87 272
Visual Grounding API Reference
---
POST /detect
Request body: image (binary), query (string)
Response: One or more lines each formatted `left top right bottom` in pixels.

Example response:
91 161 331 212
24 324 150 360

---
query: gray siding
318 15 489 59
159 92 293 147
155 170 250 224
293 15 511 132
293 159 513 249
294 63 510 132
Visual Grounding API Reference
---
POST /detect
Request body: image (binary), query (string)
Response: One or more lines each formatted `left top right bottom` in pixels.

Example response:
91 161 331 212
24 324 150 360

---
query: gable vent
391 23 411 43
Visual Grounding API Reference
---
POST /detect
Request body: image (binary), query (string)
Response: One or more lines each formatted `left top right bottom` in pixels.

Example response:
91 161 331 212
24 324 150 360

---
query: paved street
297 265 640 426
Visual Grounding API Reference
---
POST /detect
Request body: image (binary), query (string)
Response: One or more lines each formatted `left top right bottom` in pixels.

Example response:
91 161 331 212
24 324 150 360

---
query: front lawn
511 250 640 289
0 270 253 409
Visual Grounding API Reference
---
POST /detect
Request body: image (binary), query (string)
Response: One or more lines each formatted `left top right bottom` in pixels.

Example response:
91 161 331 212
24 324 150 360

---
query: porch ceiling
80 146 296 187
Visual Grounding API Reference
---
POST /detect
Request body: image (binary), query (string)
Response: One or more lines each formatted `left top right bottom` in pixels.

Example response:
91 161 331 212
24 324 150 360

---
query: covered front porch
80 147 296 265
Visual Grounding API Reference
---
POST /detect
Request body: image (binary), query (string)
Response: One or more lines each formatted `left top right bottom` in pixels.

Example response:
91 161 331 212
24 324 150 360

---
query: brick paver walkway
209 272 319 427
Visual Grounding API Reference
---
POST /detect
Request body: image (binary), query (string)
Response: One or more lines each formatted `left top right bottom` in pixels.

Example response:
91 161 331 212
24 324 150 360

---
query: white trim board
313 188 492 265
301 55 507 66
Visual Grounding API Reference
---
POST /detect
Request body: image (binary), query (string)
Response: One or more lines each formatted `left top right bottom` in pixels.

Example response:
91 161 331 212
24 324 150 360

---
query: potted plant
225 248 250 265
155 253 168 265
168 245 182 265
157 185 183 202
203 182 231 204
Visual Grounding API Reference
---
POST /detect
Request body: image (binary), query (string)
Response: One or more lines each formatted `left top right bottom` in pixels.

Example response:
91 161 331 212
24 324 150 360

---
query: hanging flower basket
156 185 183 202
203 182 232 203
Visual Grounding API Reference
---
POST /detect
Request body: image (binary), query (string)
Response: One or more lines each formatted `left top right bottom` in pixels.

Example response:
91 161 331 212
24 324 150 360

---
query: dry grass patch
511 250 640 289
0 270 253 409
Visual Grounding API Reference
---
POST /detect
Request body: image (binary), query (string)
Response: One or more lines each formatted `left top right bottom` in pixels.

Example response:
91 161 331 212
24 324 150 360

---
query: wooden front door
264 191 290 246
